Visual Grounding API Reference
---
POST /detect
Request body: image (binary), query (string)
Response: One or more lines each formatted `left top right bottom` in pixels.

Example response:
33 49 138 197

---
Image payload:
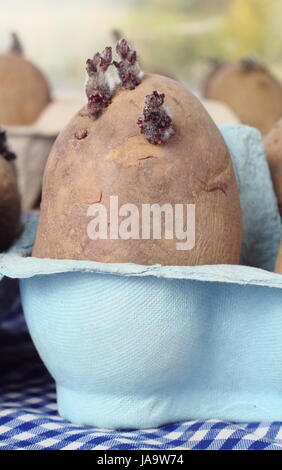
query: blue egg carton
0 125 282 429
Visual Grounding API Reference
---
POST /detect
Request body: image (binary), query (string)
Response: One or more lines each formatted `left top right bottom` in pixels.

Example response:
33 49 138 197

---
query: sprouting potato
0 129 21 251
204 57 282 136
264 119 282 216
33 40 242 266
0 34 50 125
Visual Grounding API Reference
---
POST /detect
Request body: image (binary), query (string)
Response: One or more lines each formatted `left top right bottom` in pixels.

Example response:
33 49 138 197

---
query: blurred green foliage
219 0 275 58
125 0 282 87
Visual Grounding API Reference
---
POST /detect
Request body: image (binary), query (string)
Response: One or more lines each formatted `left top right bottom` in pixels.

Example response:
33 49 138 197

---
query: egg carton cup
0 213 35 319
200 99 241 126
0 213 282 428
5 99 84 212
0 125 281 429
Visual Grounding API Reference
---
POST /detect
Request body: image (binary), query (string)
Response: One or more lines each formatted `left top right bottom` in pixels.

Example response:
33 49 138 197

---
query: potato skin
275 240 282 274
264 119 282 216
204 62 282 136
0 157 21 251
33 74 242 266
0 54 51 125
202 61 227 98
265 119 282 273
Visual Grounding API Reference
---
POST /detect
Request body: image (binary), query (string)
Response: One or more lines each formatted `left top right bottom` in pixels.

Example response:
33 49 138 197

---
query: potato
202 59 227 98
0 52 51 125
33 43 242 266
275 240 282 273
264 119 282 216
0 132 21 251
265 119 282 273
203 58 282 136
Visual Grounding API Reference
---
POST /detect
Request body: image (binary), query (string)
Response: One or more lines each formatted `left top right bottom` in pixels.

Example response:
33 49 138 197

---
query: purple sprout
86 47 113 118
10 32 24 55
113 39 143 90
0 129 16 161
137 91 175 145
240 56 265 72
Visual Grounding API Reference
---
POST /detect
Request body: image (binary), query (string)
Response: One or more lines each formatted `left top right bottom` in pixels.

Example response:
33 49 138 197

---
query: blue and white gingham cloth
0 284 282 451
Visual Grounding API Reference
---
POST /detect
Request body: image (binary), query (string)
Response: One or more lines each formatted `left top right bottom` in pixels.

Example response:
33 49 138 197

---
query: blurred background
2 0 282 213
1 0 282 97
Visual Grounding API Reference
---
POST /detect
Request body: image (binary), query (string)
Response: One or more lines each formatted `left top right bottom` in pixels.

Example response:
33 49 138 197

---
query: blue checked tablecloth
1 279 282 451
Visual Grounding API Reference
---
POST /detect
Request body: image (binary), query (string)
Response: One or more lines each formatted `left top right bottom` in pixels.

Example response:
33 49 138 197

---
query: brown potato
202 60 227 98
0 155 21 252
275 240 282 274
0 53 51 125
204 58 282 136
264 119 282 216
33 72 242 266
